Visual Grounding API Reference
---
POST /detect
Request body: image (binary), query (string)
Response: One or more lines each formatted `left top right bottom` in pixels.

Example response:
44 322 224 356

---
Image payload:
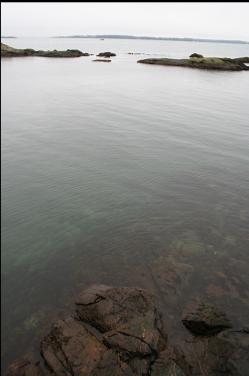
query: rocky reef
137 54 249 71
6 284 249 376
1 43 89 58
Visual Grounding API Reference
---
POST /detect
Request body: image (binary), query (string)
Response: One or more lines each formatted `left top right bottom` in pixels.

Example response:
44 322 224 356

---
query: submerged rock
92 59 111 62
1 43 89 58
97 52 116 57
172 329 249 376
6 356 47 376
75 285 167 353
40 317 107 375
182 300 232 336
137 56 249 71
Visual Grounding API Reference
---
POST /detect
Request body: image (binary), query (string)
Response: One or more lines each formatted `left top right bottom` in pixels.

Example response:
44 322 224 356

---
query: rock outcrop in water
6 284 249 376
137 55 249 71
232 57 249 63
97 52 116 57
1 43 89 58
189 53 204 58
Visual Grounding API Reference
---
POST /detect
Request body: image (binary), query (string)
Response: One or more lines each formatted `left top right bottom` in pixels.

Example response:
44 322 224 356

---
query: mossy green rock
138 56 249 71
1 43 89 58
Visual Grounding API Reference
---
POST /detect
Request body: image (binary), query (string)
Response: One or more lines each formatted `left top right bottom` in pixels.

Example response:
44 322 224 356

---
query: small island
97 51 116 57
137 54 249 71
1 43 89 58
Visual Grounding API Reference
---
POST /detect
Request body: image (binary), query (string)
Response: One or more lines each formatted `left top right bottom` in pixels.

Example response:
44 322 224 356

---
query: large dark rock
7 285 168 376
40 317 107 375
6 285 249 376
182 300 232 336
75 285 167 353
97 52 116 57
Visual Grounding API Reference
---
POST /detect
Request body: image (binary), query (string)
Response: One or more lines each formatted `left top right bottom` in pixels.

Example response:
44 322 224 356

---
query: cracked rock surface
6 285 168 376
6 285 249 375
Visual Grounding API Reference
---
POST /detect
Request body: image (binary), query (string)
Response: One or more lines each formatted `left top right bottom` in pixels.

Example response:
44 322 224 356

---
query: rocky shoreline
2 43 249 71
6 284 249 376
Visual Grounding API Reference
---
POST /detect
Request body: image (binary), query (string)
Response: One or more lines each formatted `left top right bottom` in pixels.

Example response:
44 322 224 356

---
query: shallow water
1 37 249 372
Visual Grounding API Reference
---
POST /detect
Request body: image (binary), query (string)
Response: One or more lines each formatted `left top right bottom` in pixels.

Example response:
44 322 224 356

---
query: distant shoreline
2 35 248 45
52 34 249 45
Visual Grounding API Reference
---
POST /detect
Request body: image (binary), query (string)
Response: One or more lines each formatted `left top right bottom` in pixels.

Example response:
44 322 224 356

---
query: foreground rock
6 285 249 375
1 43 89 58
7 285 168 376
182 300 232 336
97 52 116 57
137 55 249 71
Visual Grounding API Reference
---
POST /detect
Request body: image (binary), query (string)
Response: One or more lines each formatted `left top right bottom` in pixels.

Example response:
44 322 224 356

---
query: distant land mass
1 36 17 38
53 34 249 45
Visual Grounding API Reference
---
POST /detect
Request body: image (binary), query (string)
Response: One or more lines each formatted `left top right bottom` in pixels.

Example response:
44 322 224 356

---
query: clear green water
1 38 249 371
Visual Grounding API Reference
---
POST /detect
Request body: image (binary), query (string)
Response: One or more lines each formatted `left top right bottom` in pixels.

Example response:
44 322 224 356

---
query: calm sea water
2 38 249 371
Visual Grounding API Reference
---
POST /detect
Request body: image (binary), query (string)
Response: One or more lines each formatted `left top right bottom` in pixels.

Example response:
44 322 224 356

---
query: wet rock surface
171 329 249 376
182 300 232 335
7 286 168 375
6 284 249 375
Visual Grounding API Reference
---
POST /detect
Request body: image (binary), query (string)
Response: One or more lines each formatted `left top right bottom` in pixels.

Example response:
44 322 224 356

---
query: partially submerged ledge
1 43 89 58
93 59 112 62
137 55 249 71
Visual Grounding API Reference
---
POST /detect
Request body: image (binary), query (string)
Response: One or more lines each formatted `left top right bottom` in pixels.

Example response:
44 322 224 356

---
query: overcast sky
2 2 249 40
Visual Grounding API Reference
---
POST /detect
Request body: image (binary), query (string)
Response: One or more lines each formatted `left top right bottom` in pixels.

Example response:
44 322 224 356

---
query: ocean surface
1 37 249 372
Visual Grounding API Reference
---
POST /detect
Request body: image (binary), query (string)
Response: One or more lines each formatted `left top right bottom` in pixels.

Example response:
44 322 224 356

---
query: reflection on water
1 38 249 372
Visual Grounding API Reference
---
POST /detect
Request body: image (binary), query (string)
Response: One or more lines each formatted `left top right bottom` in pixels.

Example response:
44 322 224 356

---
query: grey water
1 38 249 371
